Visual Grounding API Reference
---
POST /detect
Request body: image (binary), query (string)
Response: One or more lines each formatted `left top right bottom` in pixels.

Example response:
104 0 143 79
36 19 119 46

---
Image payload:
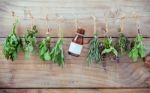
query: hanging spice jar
68 17 85 57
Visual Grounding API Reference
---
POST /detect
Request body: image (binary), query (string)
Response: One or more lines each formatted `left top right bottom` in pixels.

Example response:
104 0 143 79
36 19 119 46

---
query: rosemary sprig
129 34 146 62
87 33 102 64
3 20 22 61
23 25 38 59
50 37 64 66
39 36 51 61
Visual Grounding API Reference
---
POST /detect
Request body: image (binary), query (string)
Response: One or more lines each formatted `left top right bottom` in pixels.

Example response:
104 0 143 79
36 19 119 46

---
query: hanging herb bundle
23 25 38 58
129 33 146 62
3 20 22 61
87 16 102 64
39 16 51 61
128 14 146 62
115 17 130 56
101 15 118 58
49 18 64 66
39 36 51 61
102 37 118 57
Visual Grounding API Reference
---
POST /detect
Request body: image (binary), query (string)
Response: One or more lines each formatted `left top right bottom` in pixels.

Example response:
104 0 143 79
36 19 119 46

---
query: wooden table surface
0 0 150 93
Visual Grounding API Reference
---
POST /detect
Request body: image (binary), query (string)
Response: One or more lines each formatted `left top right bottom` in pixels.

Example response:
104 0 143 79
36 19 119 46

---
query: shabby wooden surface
0 0 150 93
0 89 150 93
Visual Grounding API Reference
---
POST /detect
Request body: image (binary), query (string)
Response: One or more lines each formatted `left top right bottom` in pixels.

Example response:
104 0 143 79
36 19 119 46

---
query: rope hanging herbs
101 15 118 58
39 15 51 61
87 16 102 64
115 16 130 56
3 11 22 61
23 11 38 59
49 16 64 66
129 14 146 62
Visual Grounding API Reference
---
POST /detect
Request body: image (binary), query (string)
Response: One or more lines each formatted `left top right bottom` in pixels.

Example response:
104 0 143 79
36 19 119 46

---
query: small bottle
68 28 85 57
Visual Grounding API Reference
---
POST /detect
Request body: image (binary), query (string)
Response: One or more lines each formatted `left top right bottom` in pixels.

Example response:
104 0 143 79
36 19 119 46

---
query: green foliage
23 25 38 59
129 34 146 62
50 37 64 66
102 37 118 57
115 33 130 55
3 20 22 61
87 33 102 64
39 36 51 61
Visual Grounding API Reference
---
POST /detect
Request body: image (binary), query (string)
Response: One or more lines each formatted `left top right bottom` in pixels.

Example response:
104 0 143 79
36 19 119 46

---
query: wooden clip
28 10 34 28
120 16 125 33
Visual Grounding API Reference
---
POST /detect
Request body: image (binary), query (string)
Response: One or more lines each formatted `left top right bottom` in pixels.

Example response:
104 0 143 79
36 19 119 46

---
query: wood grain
0 0 149 37
0 38 149 88
0 89 150 93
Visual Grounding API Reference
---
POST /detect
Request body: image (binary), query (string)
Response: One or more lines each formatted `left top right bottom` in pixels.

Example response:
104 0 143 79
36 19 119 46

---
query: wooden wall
0 0 150 93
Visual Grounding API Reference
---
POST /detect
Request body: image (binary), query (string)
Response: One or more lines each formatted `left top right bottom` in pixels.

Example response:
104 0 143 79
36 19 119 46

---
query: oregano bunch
129 34 146 62
3 20 22 61
87 33 102 64
23 25 38 59
102 37 118 57
39 36 51 61
50 37 64 66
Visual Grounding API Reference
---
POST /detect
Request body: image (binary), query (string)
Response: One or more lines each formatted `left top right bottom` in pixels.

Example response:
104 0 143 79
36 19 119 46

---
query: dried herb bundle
129 34 146 62
115 32 130 55
50 37 64 66
102 37 118 57
87 33 102 64
23 25 38 58
3 20 22 61
39 36 51 61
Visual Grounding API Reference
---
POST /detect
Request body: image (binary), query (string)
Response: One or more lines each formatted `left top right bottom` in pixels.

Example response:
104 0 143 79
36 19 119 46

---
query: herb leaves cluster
129 34 146 62
39 36 51 61
23 25 38 58
3 20 22 61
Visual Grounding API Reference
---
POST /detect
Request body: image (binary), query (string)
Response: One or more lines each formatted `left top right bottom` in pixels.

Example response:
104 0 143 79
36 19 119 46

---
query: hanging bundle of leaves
102 37 118 57
87 33 102 64
87 16 102 64
115 31 130 55
49 18 64 66
3 20 22 61
101 14 118 59
50 37 64 66
39 36 51 61
129 33 146 62
23 25 38 58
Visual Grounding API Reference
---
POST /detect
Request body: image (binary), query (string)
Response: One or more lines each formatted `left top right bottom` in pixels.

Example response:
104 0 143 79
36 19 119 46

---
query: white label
68 42 83 55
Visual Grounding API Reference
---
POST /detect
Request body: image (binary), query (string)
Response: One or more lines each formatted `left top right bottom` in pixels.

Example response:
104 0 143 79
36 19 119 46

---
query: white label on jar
68 42 83 55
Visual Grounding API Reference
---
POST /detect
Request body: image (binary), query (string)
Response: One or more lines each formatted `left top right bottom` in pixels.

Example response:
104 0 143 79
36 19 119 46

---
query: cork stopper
77 28 85 35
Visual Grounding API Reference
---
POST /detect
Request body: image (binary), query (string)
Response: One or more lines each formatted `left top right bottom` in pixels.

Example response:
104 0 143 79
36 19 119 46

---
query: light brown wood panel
0 0 149 37
0 89 150 93
0 38 149 88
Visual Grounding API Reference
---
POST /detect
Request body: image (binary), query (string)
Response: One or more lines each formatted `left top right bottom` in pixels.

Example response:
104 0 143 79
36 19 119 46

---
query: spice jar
68 28 85 57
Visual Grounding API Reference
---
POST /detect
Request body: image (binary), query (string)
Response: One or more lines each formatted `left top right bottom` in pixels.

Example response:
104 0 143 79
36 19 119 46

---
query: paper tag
68 42 83 55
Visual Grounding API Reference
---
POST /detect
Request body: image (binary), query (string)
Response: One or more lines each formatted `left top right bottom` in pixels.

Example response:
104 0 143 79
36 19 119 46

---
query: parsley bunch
129 34 146 62
50 37 64 66
39 36 51 61
3 20 22 61
23 25 38 59
87 33 102 64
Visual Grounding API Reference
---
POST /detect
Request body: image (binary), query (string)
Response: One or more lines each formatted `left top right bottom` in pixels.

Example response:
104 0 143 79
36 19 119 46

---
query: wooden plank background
0 0 150 93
